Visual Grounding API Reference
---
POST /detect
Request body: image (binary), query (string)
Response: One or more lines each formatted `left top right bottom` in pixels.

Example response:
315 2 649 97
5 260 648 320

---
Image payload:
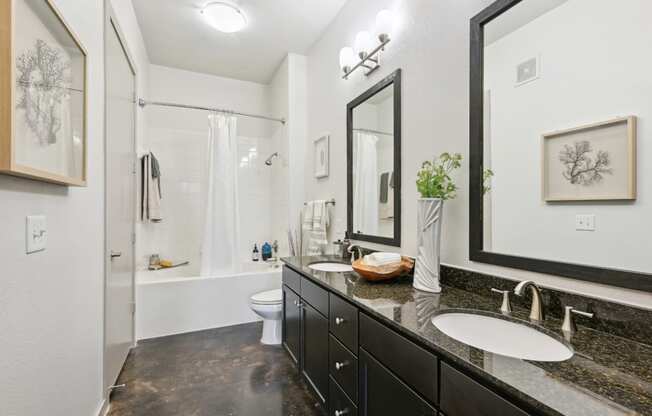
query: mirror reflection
351 83 395 239
482 0 650 273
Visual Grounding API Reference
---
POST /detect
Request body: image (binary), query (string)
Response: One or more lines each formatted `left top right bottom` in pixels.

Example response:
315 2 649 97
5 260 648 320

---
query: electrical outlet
575 214 595 231
26 215 47 254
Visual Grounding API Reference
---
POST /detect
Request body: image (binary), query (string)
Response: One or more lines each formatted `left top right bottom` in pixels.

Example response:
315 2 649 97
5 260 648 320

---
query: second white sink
308 262 354 273
432 312 573 362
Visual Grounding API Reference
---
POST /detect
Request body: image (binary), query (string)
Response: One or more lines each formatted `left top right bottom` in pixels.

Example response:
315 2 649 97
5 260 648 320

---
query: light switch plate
26 215 47 254
575 214 595 231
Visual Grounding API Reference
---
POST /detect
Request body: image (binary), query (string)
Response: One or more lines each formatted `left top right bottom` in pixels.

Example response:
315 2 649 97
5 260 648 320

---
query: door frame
103 0 139 395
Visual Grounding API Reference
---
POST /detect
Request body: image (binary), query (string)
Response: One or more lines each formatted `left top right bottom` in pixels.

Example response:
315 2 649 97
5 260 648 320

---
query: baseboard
95 398 110 416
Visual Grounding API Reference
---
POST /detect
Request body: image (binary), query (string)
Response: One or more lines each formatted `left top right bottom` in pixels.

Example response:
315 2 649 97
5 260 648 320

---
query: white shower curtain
353 132 379 235
201 113 241 276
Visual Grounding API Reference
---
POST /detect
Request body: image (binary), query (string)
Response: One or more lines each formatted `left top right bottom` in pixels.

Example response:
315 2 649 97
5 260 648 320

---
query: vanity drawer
441 363 529 416
330 377 357 416
301 277 329 317
359 313 438 405
282 266 301 294
329 335 358 403
329 294 358 353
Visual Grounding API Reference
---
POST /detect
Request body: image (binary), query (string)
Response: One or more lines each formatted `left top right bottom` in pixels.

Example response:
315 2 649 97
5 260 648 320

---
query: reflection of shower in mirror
264 152 279 166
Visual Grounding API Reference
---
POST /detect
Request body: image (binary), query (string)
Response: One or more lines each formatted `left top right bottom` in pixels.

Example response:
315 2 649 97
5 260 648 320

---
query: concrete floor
108 322 324 416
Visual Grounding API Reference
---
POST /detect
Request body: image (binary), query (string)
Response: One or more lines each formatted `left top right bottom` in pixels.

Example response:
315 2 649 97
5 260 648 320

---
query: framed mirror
470 0 652 292
347 69 401 246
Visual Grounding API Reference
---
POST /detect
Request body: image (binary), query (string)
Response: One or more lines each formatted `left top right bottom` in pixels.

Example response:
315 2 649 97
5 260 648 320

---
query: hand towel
306 200 330 255
302 201 314 231
364 252 401 267
141 153 162 222
379 172 389 203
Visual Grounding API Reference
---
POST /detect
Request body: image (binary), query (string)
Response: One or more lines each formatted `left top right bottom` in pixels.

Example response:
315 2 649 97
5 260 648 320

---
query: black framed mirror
470 0 652 292
347 69 401 246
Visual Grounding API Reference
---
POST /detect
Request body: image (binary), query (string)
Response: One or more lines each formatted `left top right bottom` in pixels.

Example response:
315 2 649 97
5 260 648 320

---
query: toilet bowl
249 289 283 345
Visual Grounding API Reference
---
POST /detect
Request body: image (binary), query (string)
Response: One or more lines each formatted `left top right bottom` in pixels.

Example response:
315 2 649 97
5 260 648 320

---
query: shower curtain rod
353 127 393 136
138 99 286 125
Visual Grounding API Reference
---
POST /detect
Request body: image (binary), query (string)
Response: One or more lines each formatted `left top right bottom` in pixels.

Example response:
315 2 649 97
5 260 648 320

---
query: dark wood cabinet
282 266 536 416
359 348 437 416
282 285 301 366
329 293 359 353
302 302 330 405
440 363 530 416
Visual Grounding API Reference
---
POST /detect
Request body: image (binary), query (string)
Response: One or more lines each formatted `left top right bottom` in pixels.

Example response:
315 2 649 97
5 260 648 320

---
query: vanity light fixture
339 9 394 79
201 1 247 33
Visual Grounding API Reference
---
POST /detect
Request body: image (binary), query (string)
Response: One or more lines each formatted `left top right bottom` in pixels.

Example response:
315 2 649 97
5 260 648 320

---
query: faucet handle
561 306 594 335
490 288 512 315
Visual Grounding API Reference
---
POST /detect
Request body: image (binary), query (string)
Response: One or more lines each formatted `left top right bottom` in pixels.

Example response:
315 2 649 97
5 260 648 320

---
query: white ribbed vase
413 198 443 293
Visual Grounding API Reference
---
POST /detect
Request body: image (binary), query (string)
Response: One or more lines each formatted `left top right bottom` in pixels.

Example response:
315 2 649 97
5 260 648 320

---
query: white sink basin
308 262 354 273
432 312 573 362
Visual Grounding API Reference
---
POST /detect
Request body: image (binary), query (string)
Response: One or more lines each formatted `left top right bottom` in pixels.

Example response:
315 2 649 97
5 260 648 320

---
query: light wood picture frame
0 0 87 186
542 116 636 202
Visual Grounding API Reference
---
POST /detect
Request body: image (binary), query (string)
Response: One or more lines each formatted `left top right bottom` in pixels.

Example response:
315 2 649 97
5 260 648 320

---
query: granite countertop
282 256 652 416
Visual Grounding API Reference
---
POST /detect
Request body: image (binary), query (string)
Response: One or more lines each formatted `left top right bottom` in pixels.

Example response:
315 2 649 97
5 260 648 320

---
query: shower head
264 152 279 166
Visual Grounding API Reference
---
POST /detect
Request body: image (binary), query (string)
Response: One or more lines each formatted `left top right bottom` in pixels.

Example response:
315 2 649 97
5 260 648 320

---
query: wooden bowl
352 256 415 282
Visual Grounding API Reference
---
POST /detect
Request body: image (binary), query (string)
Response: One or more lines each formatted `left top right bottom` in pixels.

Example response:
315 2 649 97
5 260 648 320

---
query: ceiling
132 0 348 84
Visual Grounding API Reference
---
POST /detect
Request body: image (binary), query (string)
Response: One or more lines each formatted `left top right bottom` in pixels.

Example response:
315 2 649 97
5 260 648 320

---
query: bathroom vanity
281 257 652 416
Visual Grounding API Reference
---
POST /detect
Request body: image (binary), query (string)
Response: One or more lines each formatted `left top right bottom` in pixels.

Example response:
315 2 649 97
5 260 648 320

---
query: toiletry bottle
262 242 272 261
252 244 260 262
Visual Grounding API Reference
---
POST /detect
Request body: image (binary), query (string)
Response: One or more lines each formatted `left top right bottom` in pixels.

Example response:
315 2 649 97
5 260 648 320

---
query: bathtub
136 261 282 340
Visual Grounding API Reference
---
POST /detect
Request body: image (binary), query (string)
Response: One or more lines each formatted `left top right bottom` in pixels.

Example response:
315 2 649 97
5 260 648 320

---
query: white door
104 14 136 391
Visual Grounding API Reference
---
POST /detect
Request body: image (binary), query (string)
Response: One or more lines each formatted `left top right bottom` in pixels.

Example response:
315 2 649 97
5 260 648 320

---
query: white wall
485 0 652 273
304 0 652 308
0 0 105 414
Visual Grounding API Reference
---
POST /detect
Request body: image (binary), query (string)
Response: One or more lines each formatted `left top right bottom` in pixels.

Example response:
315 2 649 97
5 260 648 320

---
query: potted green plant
413 153 462 293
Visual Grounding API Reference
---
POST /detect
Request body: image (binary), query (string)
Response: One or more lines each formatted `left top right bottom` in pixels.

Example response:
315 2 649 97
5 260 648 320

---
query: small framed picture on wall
542 116 637 202
0 0 87 186
314 134 329 179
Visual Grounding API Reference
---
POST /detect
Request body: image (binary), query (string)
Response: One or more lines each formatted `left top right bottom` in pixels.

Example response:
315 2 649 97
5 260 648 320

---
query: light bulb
376 9 394 43
339 47 355 73
201 2 247 33
354 31 373 59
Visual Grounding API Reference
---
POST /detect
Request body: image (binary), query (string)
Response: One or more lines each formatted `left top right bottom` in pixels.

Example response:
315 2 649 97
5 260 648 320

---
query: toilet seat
250 289 282 305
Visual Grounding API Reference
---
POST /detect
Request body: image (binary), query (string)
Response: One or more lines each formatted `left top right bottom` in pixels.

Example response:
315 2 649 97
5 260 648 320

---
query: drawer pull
335 317 346 325
334 410 349 416
334 361 349 371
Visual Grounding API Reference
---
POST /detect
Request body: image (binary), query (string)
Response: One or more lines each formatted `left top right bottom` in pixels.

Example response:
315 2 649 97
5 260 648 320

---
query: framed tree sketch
314 134 329 179
0 0 87 186
542 117 636 202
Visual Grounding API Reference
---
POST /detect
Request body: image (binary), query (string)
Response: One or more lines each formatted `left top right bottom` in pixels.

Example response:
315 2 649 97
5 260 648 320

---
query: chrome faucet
514 280 545 323
347 244 363 264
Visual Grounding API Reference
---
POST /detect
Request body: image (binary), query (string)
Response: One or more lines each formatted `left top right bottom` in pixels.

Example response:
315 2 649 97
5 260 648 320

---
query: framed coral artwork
0 0 87 186
542 117 636 202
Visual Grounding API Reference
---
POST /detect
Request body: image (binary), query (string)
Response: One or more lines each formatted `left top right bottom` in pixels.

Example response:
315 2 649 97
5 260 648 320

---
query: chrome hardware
335 409 349 416
293 300 298 307
110 251 122 259
335 361 348 371
335 317 345 325
490 288 512 315
514 280 545 323
561 306 594 335
107 383 126 391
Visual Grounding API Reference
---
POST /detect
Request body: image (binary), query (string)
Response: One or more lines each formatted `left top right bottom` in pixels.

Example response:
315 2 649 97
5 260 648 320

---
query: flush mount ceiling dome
201 2 247 33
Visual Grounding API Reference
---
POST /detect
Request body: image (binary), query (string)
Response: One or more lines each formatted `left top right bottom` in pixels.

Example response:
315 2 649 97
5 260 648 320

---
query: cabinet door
283 285 301 366
302 302 329 405
359 349 437 416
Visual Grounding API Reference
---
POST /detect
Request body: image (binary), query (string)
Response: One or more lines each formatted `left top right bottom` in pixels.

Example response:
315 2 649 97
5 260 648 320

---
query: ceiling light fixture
339 9 395 80
201 2 247 33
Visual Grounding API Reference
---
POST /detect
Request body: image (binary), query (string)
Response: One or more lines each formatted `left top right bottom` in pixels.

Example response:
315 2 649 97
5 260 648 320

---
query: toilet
249 289 283 345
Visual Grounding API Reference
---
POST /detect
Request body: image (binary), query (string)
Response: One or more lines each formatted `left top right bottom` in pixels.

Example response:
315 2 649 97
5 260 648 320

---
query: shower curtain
200 113 241 276
353 132 379 235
